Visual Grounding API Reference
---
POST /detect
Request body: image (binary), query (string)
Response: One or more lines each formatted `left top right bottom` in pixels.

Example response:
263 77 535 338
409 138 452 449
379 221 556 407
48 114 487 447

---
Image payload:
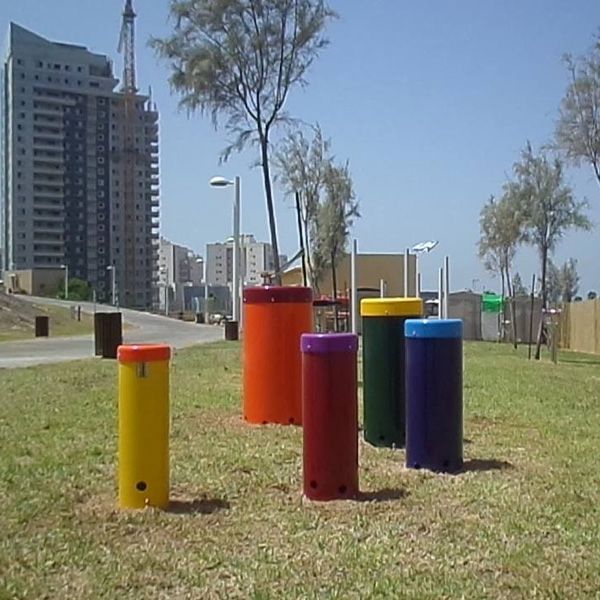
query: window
90 82 100 88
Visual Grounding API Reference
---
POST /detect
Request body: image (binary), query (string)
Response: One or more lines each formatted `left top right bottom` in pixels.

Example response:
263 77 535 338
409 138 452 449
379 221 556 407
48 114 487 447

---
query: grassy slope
0 343 599 598
0 294 93 341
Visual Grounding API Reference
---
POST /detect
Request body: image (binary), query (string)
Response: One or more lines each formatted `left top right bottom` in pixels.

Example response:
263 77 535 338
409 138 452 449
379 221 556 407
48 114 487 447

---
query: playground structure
115 242 464 508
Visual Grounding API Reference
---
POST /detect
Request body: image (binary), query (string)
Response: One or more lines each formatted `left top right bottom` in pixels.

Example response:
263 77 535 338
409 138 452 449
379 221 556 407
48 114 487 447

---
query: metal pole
528 274 536 360
233 176 241 325
414 253 419 298
380 279 386 298
64 265 69 300
404 248 410 297
438 267 444 319
111 267 117 307
444 255 450 319
351 239 358 334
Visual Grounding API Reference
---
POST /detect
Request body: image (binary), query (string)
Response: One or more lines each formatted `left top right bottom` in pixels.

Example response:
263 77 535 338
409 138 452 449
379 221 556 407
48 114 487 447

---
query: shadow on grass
356 488 408 503
460 458 514 473
167 497 230 515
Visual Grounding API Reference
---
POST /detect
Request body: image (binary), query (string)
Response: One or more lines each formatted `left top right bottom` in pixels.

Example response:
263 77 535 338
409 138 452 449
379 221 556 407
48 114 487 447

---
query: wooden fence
560 299 600 355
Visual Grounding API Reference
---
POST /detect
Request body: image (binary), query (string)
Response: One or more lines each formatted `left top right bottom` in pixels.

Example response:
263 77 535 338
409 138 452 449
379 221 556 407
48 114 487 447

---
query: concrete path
0 297 224 369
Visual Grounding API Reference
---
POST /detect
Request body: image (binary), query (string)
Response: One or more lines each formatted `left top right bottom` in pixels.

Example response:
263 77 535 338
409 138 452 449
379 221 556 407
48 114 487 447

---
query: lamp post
209 175 241 326
411 240 440 299
107 265 117 307
60 264 69 300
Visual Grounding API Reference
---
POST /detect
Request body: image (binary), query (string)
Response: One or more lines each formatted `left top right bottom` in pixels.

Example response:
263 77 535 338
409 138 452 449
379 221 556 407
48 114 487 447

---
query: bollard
361 297 423 448
301 333 359 501
405 319 463 473
118 344 171 509
35 316 49 338
244 286 313 425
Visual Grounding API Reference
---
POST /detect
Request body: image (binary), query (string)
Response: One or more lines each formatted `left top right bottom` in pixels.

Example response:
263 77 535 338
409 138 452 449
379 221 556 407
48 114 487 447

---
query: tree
545 260 561 306
512 273 528 296
57 278 92 301
506 143 591 359
556 40 600 191
275 125 330 285
311 161 359 323
152 0 336 283
478 193 523 346
558 258 580 303
588 290 598 300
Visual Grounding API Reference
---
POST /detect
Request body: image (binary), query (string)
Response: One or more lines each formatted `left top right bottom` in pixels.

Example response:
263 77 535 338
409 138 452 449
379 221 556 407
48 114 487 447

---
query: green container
361 298 423 448
482 293 503 313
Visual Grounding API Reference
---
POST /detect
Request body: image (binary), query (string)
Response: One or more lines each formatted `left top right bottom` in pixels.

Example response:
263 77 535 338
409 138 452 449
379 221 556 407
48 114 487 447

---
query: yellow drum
117 344 171 509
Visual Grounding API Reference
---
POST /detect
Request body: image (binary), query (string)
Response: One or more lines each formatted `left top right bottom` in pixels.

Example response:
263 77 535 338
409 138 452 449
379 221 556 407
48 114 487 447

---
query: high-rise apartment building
1 10 159 307
206 234 279 288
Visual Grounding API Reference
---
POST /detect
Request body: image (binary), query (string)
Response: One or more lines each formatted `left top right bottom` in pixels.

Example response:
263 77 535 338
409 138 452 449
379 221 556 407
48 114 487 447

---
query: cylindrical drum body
361 298 423 448
301 333 359 501
405 319 463 473
243 287 313 425
118 344 171 509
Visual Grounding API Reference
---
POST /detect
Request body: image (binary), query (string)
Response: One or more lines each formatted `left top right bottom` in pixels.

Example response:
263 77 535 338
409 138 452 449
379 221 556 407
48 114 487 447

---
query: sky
1 0 599 294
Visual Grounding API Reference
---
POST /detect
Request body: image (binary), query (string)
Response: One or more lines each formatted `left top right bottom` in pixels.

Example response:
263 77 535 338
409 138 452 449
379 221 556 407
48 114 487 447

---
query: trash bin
195 313 205 324
94 312 123 359
301 333 359 501
405 319 463 473
224 320 239 341
361 297 423 448
243 286 313 425
118 344 171 509
35 316 49 338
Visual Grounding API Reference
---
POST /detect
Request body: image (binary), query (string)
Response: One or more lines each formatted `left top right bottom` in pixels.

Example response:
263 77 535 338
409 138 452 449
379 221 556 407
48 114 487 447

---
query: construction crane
117 0 138 306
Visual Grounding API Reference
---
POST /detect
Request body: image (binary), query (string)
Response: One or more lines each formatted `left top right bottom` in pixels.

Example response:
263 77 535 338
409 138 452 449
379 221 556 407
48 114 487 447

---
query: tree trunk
500 267 506 342
534 246 548 360
506 268 518 350
331 251 339 332
259 134 282 285
303 217 314 287
295 192 307 287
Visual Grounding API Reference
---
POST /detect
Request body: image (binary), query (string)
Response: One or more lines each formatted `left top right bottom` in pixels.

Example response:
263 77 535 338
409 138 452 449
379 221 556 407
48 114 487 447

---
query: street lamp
106 265 117 307
60 264 69 300
209 175 241 325
411 240 439 298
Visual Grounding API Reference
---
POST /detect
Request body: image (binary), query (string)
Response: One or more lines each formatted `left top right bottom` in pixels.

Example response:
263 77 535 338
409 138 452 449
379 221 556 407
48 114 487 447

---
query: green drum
361 297 423 448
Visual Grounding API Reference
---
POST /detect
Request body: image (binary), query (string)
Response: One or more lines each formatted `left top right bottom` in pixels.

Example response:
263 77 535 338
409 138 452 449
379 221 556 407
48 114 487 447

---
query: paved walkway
0 297 223 369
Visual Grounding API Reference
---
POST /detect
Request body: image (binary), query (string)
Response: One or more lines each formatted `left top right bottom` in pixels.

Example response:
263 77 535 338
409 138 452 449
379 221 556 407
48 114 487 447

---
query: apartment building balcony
33 209 64 221
33 217 64 231
33 104 63 116
33 114 64 128
33 232 63 243
33 165 64 176
33 179 64 190
33 247 64 257
32 139 63 152
33 153 64 165
33 130 64 141
34 189 64 200
32 92 76 107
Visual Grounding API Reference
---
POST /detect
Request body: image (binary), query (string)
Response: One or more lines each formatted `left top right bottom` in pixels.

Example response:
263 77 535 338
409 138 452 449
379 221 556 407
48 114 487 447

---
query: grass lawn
1 342 599 598
0 303 93 342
